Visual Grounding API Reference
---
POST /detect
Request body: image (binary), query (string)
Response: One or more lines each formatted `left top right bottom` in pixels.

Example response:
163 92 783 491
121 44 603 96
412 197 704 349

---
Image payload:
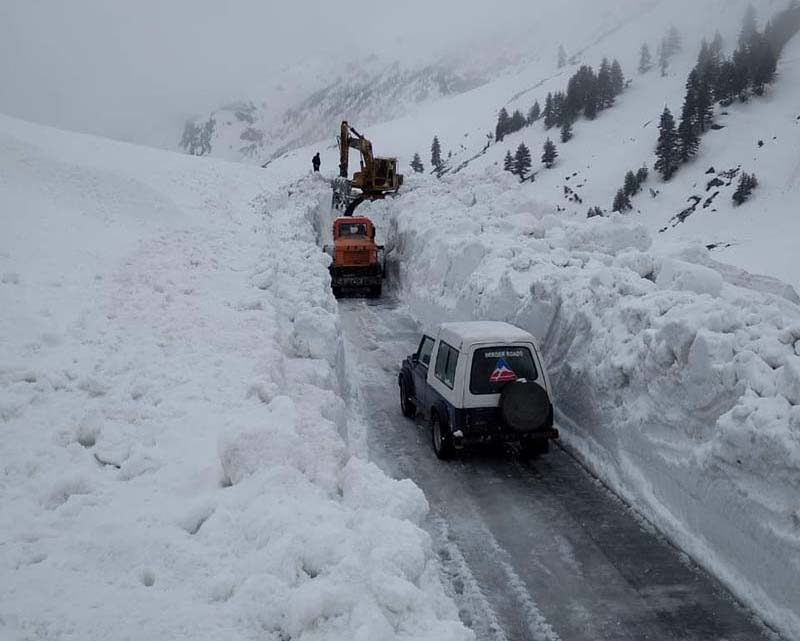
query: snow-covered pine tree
410 153 424 173
733 172 758 205
678 69 700 162
695 73 713 132
636 165 649 185
510 110 527 133
514 143 532 180
739 4 758 50
639 43 653 73
612 189 632 212
561 120 573 143
665 26 682 57
542 138 558 168
431 136 443 175
558 44 567 68
655 107 679 180
597 59 614 109
527 101 541 124
659 41 670 76
611 60 625 95
623 170 640 197
587 206 604 218
503 150 514 172
495 108 510 142
543 93 555 129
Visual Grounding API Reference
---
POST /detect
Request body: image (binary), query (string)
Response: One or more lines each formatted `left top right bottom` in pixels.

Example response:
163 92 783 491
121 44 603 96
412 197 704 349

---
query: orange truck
325 217 385 298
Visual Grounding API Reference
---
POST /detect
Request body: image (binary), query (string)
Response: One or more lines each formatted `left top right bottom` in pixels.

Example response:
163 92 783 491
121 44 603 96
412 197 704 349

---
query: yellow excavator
332 121 403 216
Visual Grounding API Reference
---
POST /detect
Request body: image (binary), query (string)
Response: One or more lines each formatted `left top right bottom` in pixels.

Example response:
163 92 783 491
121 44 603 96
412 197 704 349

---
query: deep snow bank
367 170 800 639
0 116 471 641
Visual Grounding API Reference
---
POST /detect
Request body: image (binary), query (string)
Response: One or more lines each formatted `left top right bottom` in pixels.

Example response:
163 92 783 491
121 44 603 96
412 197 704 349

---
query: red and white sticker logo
489 358 518 383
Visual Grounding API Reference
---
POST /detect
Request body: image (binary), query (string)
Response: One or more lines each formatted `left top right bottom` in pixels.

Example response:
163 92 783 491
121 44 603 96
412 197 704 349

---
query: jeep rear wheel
399 380 416 418
431 414 455 460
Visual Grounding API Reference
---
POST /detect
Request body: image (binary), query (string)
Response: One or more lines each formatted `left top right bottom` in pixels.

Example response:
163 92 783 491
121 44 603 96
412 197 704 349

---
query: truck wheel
521 438 550 458
369 284 382 298
400 380 416 418
432 413 455 460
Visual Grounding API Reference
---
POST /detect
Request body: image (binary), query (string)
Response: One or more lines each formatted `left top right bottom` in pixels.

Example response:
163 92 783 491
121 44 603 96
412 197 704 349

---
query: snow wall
366 171 800 640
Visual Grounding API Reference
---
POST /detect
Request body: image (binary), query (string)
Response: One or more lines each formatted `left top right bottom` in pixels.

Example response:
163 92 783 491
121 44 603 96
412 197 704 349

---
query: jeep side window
417 336 434 367
434 341 459 390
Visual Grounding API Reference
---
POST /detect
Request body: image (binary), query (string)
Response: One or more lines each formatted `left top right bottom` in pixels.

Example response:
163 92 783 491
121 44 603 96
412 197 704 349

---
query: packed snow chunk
341 458 429 524
567 217 651 255
291 305 340 363
656 258 724 297
74 411 103 448
43 476 93 509
778 357 800 405
218 396 302 486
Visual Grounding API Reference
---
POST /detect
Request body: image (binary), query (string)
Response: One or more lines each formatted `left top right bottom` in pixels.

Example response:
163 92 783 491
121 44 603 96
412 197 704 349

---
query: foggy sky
0 0 547 146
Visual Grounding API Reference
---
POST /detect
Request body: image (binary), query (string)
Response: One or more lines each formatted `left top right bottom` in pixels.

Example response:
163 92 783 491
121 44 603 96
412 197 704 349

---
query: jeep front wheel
431 414 455 460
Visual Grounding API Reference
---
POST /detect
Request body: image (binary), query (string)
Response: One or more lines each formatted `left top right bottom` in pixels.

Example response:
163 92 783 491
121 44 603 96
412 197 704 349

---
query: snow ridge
365 169 800 640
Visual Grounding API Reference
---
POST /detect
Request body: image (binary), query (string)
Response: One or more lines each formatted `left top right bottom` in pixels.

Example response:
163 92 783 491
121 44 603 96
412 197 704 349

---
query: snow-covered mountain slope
179 58 486 164
260 0 799 291
0 114 472 641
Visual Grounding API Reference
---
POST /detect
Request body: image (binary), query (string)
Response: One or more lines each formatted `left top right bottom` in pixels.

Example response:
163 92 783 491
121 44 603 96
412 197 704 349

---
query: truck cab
398 321 557 459
326 217 385 298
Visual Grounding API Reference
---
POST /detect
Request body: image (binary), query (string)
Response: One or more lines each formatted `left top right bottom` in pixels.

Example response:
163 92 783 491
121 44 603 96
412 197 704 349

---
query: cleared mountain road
339 297 780 641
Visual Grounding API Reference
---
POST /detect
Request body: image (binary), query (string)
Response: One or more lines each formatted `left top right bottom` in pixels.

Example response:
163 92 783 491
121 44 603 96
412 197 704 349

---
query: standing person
312 152 321 172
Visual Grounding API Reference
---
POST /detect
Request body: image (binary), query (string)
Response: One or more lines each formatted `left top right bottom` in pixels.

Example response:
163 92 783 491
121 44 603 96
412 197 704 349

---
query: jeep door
411 335 435 414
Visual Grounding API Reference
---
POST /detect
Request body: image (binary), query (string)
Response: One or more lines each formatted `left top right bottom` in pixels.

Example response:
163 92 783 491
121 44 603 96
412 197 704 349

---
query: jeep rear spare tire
500 381 550 432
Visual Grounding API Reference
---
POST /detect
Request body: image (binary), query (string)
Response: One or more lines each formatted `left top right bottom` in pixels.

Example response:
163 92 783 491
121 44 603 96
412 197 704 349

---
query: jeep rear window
470 346 537 395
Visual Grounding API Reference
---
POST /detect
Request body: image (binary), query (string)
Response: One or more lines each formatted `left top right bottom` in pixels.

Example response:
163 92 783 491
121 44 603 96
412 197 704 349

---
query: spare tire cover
500 381 551 432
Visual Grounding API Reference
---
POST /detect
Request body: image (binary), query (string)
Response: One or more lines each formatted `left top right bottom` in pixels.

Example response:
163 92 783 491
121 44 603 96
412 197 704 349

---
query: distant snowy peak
180 60 486 164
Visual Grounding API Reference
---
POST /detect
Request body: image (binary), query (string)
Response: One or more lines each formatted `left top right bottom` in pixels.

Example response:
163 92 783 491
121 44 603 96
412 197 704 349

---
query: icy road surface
340 297 779 641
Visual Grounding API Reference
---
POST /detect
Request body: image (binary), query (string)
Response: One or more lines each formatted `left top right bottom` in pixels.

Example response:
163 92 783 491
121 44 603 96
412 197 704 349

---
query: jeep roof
435 321 535 350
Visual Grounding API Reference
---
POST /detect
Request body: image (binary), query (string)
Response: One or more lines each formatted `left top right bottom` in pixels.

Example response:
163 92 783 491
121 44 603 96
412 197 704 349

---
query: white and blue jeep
398 321 558 459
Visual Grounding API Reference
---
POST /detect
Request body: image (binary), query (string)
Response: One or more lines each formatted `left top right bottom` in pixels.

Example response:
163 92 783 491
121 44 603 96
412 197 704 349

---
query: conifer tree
503 150 514 172
558 44 567 68
613 189 632 212
597 59 614 108
552 92 566 127
510 110 527 133
696 80 713 132
430 136 443 174
665 26 682 57
561 120 573 143
623 170 640 197
733 172 758 205
410 153 424 173
527 101 541 124
495 108 510 142
659 41 670 76
541 138 558 168
514 143 533 180
611 59 625 95
654 107 679 180
636 165 649 185
739 4 758 50
639 43 653 73
543 93 555 129
678 69 700 162
587 206 604 218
